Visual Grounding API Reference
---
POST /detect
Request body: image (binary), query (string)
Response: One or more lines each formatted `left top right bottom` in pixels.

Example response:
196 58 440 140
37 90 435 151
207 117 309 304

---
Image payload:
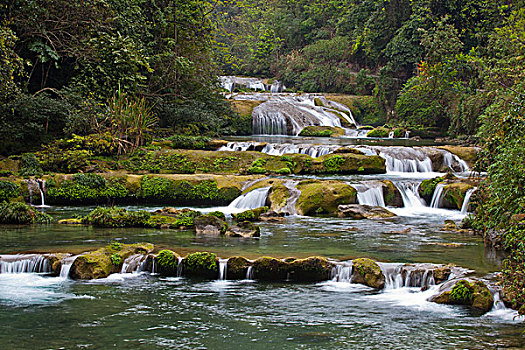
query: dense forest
1 0 525 310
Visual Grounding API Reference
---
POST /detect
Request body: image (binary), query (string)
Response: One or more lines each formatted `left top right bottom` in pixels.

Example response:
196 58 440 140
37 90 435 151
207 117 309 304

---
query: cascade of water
26 179 47 207
59 255 78 279
331 262 353 282
394 182 426 208
218 259 228 280
245 266 254 280
388 131 394 138
354 184 386 207
218 141 341 158
460 187 477 215
228 187 270 210
430 184 446 209
404 131 410 138
441 151 470 173
0 255 50 274
281 180 301 215
120 254 147 274
176 257 183 277
380 263 437 290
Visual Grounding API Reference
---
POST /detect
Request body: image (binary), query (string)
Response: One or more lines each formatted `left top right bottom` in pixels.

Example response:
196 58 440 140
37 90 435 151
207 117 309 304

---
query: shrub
0 202 52 224
82 207 151 227
0 181 21 201
157 250 178 268
168 135 211 150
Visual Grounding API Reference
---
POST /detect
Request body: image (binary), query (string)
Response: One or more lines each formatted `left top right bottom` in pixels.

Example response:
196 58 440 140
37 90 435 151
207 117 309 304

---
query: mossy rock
0 202 52 224
154 250 181 276
230 100 264 117
296 180 357 216
289 257 334 282
252 257 290 281
226 221 261 238
194 214 228 236
232 206 269 222
438 146 479 168
44 253 71 275
381 180 403 207
429 279 494 313
333 147 363 155
226 256 252 279
351 258 385 289
442 183 474 210
366 126 390 138
182 252 218 279
58 218 84 225
309 154 386 175
267 183 290 212
69 243 154 280
337 204 396 219
419 177 444 204
299 126 345 137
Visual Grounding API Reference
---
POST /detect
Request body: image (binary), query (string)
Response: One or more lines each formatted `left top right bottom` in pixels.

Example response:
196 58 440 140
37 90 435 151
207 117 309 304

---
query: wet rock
182 252 219 279
429 278 494 313
380 180 403 207
204 139 230 151
232 206 269 222
443 220 459 231
333 147 364 155
57 218 83 225
44 253 71 275
252 257 290 281
70 243 154 280
259 211 286 222
154 250 181 276
194 215 228 236
337 204 396 219
388 228 411 234
226 221 261 238
296 180 357 216
289 257 334 282
442 183 474 210
351 258 385 289
226 256 252 279
437 146 479 168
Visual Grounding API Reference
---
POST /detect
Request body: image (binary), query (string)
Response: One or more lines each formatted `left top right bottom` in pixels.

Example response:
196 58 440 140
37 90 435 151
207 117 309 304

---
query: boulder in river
289 257 335 282
252 257 290 281
226 221 261 238
182 252 219 279
296 180 357 216
194 214 228 236
337 204 396 219
429 278 494 313
226 256 253 279
351 258 386 289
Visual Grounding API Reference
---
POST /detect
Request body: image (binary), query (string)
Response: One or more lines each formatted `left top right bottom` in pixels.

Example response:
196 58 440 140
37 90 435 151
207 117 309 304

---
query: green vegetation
0 202 52 224
0 181 21 202
299 126 344 137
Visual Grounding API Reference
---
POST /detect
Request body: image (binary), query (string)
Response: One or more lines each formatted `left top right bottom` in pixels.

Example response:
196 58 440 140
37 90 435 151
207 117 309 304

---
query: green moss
157 250 178 268
0 180 21 202
252 257 290 280
299 126 344 137
168 135 212 150
183 252 218 278
82 207 151 227
276 167 292 175
323 155 345 172
352 258 385 289
367 126 390 138
296 180 357 215
443 183 474 210
233 206 269 222
247 166 266 174
450 280 474 304
0 202 52 224
110 253 122 266
419 177 444 202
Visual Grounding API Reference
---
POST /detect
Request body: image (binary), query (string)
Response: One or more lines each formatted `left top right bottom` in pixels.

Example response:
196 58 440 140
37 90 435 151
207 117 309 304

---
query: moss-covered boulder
299 126 345 137
442 183 474 210
429 279 494 313
338 204 396 219
351 258 385 289
154 250 181 276
381 180 403 207
232 206 269 222
69 243 154 280
366 126 390 138
182 252 218 279
194 214 228 236
44 253 71 275
289 257 334 282
226 256 252 279
309 154 386 175
81 207 152 227
226 221 261 238
419 177 444 204
0 202 52 224
252 257 290 281
296 180 357 216
266 183 290 212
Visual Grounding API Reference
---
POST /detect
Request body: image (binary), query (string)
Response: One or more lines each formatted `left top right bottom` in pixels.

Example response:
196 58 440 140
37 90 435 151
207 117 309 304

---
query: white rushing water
281 180 301 215
228 187 270 210
0 254 50 274
460 187 477 214
430 183 446 209
219 259 229 280
394 182 426 208
354 183 386 207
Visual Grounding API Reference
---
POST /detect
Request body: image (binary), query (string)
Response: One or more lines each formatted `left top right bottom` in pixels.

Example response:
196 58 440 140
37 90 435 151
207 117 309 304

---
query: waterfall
331 262 352 282
442 151 470 173
176 257 183 277
430 184 446 209
281 180 301 215
60 255 78 279
245 266 254 280
380 263 436 290
252 108 290 135
388 131 394 138
461 187 477 215
218 141 341 158
354 183 386 207
394 182 425 208
26 179 47 207
228 187 270 209
219 259 228 280
0 254 50 274
120 254 147 274
404 131 410 138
